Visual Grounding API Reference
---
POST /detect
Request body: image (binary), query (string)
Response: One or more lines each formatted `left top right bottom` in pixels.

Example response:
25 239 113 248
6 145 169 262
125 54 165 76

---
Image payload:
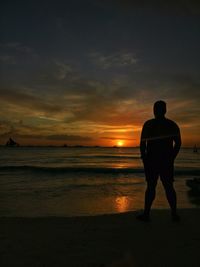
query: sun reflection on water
115 196 130 212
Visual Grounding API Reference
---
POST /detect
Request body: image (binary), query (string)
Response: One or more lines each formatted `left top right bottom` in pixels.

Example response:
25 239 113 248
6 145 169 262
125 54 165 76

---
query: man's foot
172 213 181 222
136 213 150 222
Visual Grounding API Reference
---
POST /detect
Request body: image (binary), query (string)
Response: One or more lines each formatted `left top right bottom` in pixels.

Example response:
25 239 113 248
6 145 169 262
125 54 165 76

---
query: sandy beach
0 209 200 267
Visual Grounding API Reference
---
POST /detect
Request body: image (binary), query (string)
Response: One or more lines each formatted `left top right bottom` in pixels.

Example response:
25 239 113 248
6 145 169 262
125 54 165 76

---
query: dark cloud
171 74 200 99
1 70 199 129
54 62 73 80
102 0 200 15
0 89 63 113
60 72 200 126
0 0 199 145
0 42 38 66
101 137 135 140
46 134 92 141
90 52 138 69
0 132 92 142
0 55 16 64
0 43 33 53
0 120 12 133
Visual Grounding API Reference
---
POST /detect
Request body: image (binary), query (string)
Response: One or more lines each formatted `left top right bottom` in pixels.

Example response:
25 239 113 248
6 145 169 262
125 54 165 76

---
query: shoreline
1 209 200 267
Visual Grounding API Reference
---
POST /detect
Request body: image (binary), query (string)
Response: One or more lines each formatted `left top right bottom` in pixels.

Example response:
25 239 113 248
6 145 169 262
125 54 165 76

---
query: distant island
1 142 138 148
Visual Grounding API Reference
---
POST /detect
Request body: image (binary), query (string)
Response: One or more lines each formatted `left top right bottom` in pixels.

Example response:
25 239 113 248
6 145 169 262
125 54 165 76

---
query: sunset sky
0 0 200 146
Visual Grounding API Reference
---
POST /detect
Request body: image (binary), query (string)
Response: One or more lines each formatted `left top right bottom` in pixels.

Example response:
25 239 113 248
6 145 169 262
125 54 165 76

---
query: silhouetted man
138 100 181 222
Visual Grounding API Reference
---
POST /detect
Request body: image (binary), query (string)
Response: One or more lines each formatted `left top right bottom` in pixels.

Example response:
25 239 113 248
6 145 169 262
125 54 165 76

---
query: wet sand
0 209 200 267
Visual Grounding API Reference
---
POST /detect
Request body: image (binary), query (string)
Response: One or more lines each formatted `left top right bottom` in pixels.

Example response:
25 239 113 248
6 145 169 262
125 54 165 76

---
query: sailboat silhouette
6 138 19 147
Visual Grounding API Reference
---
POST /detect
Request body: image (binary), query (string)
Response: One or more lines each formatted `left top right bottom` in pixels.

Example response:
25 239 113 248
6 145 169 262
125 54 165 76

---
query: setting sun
117 140 124 147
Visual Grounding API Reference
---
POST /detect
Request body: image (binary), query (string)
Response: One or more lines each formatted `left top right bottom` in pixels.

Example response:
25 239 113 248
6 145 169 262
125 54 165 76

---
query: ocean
0 147 199 217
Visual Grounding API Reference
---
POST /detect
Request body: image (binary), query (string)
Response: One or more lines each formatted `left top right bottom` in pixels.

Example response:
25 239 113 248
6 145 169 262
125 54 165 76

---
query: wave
62 181 144 189
0 165 144 174
0 165 200 175
77 155 140 159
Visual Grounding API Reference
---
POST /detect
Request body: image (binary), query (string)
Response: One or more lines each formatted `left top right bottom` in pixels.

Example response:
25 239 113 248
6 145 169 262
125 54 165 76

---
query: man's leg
137 161 158 221
161 178 180 222
137 178 157 222
144 179 158 217
137 179 157 222
160 163 180 221
162 179 177 214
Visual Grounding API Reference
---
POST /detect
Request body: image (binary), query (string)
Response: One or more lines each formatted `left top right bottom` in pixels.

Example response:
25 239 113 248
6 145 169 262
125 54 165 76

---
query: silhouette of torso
142 118 180 163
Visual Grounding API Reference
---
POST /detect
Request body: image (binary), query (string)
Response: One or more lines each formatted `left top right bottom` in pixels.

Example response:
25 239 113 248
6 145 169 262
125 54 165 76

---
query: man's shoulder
143 119 155 126
165 118 180 129
143 118 180 131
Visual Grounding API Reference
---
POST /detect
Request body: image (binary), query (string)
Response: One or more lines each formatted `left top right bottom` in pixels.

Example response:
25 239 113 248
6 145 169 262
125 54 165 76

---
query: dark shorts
144 159 174 183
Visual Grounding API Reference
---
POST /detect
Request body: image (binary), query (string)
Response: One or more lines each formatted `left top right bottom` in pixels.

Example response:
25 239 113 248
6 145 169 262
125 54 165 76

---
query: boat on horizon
193 145 198 153
6 138 19 147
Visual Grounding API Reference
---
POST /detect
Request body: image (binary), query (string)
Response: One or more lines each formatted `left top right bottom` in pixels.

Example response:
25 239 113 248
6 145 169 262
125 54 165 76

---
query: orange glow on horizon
0 127 198 147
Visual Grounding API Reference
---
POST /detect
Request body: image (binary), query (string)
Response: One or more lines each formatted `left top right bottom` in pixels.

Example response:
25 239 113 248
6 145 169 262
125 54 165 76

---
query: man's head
153 100 166 118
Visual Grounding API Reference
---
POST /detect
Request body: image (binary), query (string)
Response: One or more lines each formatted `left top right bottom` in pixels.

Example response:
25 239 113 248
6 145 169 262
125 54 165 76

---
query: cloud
101 136 135 140
45 134 92 141
0 42 38 65
171 74 200 99
67 72 200 129
101 0 200 15
0 89 63 114
54 61 73 80
38 116 62 122
0 57 199 146
0 132 93 143
1 69 199 130
0 118 93 143
0 55 16 64
90 52 138 69
0 120 12 133
0 42 34 53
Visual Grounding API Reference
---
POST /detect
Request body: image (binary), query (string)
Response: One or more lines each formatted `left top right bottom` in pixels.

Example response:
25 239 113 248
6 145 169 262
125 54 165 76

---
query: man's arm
140 122 148 160
173 126 181 160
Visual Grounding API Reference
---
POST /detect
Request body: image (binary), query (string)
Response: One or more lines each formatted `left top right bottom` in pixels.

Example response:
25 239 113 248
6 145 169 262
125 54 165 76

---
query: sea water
0 147 199 217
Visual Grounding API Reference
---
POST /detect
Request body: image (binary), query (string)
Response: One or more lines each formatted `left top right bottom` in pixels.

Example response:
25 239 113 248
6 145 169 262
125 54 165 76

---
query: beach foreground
1 209 200 267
